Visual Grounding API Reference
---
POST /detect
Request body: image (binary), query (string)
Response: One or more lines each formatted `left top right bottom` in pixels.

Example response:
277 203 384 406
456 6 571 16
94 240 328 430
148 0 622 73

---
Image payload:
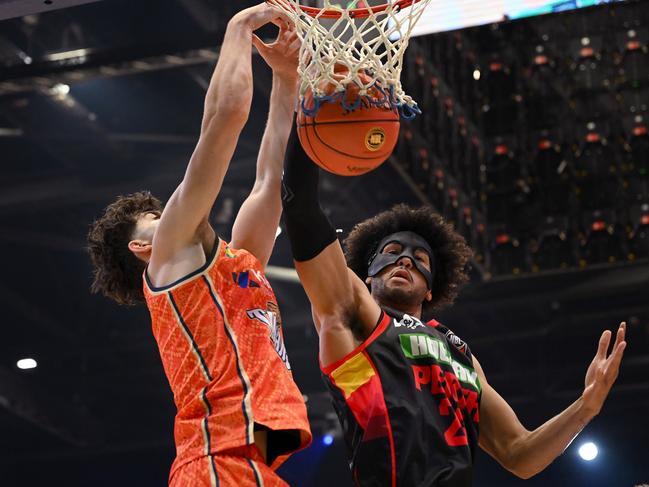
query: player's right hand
233 3 288 31
581 322 627 418
253 22 300 82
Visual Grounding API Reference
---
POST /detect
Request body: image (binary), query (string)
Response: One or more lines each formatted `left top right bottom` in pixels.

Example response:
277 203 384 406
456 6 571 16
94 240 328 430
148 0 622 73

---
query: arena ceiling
0 1 647 486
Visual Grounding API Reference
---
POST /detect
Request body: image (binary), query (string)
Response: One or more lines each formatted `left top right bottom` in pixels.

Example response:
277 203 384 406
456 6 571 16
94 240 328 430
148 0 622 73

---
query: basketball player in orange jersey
281 131 627 485
87 4 311 486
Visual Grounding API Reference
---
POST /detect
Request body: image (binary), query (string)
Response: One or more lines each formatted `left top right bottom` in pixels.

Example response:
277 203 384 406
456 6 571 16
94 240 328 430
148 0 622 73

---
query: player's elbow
203 90 250 130
509 464 538 480
198 106 248 146
213 101 249 126
492 434 541 480
504 449 542 479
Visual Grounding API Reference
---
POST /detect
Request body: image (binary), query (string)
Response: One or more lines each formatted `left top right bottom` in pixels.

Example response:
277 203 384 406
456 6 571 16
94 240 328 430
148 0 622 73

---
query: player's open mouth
390 269 411 282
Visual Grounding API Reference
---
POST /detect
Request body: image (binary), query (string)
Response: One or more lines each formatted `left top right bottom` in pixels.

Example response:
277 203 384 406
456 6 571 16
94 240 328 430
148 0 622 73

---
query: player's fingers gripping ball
297 67 400 176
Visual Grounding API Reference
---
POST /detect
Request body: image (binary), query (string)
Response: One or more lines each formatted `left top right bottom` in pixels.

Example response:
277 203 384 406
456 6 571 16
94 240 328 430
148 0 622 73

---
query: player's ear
129 240 153 262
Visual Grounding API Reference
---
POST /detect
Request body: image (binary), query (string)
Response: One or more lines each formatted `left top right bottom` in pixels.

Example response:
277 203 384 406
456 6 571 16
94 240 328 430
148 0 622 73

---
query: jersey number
439 398 468 446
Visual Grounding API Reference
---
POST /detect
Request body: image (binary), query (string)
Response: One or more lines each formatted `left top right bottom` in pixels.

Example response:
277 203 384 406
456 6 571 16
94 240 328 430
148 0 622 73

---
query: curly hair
344 204 472 314
87 191 163 305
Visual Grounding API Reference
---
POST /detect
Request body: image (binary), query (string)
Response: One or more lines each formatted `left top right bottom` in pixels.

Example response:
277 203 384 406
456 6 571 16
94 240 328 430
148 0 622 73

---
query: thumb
252 34 269 53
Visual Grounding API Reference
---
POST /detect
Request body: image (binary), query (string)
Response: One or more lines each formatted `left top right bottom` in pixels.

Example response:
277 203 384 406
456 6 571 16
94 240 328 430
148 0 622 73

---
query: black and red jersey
321 309 481 487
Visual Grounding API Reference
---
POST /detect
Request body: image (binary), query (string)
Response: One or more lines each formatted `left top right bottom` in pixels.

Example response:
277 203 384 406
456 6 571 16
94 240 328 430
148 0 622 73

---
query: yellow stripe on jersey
330 353 376 399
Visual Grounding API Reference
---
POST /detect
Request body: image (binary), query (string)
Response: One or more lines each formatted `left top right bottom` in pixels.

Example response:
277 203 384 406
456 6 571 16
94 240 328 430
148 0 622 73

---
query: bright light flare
17 358 37 370
50 83 70 97
578 442 598 461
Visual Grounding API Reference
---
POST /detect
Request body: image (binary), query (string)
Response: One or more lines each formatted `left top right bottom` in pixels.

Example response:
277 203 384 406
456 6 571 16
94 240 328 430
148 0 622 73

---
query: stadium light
578 442 598 461
17 358 37 370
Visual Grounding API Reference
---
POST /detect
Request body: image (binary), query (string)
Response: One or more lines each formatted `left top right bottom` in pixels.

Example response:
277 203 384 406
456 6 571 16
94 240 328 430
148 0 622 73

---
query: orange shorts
169 445 289 487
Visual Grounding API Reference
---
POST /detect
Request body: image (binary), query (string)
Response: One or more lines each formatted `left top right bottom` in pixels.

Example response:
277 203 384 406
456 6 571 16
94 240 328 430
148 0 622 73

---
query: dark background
0 0 648 486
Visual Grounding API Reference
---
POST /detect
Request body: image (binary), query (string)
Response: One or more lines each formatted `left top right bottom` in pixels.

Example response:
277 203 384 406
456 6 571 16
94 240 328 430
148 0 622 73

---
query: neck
375 300 423 320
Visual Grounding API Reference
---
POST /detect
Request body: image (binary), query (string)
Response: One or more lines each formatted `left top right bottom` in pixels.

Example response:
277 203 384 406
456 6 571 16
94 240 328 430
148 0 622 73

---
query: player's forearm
201 16 255 132
282 124 337 262
229 76 296 266
508 396 593 478
237 75 296 229
255 75 297 183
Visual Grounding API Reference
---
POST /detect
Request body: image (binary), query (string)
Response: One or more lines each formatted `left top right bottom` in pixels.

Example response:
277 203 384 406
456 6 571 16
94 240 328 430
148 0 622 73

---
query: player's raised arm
230 22 300 268
150 5 287 267
475 323 627 479
88 7 312 480
281 129 382 365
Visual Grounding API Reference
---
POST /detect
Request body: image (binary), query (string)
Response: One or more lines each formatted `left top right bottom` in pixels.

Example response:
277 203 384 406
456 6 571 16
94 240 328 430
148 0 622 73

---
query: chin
380 286 416 306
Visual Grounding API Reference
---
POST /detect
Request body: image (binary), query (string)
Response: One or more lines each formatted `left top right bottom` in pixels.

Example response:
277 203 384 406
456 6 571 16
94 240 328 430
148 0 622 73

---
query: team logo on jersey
232 269 272 291
399 333 480 391
246 302 291 370
445 329 468 355
232 271 261 289
393 314 425 330
250 269 271 291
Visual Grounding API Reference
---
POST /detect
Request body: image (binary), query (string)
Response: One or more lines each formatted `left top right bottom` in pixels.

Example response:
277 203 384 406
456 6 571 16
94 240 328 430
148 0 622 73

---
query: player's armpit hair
282 124 337 262
346 306 379 343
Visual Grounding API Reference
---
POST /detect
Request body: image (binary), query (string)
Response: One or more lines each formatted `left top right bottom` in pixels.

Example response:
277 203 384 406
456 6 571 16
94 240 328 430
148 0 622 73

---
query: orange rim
269 0 421 19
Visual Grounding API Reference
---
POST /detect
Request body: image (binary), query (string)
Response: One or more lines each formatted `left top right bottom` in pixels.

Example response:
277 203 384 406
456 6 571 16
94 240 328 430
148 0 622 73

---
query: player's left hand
581 322 627 418
253 21 300 82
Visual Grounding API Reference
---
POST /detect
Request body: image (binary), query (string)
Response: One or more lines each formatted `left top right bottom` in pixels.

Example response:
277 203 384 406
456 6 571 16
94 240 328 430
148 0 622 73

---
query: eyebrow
383 242 429 257
383 241 402 249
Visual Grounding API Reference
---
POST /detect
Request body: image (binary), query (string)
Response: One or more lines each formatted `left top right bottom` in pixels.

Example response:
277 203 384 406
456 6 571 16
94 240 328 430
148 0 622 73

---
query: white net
268 0 432 119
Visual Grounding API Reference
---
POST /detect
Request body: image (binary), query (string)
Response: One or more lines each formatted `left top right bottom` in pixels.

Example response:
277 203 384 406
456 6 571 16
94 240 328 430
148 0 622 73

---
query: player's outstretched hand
253 22 300 83
581 322 627 418
233 2 288 31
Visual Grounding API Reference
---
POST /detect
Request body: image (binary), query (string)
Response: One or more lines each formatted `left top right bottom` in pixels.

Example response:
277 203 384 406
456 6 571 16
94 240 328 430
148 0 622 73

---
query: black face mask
367 231 435 289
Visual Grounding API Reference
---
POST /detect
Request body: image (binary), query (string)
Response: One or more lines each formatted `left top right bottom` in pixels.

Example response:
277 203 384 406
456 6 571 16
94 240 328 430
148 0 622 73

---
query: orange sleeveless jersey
143 239 311 479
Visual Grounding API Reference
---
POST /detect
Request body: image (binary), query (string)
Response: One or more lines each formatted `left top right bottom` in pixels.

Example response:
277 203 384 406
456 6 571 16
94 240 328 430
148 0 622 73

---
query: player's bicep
474 357 529 469
311 267 380 367
349 268 382 334
230 179 281 268
294 240 355 319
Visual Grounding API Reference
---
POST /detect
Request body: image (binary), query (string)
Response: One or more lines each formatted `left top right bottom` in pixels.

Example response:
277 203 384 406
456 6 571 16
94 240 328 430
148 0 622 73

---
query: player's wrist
231 4 282 31
229 5 268 31
273 71 299 91
227 13 255 33
575 394 598 425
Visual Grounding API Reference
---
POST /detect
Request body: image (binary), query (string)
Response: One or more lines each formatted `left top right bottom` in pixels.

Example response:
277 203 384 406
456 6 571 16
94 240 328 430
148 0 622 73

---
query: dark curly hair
344 204 472 314
87 191 163 305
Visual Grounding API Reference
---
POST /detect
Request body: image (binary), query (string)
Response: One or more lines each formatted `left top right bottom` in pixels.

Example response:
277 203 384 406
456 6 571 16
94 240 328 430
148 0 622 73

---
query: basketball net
267 0 432 119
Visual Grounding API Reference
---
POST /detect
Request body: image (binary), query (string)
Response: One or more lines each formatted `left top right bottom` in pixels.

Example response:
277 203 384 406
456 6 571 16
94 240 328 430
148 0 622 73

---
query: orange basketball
297 81 400 177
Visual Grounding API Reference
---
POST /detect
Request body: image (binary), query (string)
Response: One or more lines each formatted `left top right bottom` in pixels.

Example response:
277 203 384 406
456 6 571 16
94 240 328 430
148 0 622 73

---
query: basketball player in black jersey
281 129 627 486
